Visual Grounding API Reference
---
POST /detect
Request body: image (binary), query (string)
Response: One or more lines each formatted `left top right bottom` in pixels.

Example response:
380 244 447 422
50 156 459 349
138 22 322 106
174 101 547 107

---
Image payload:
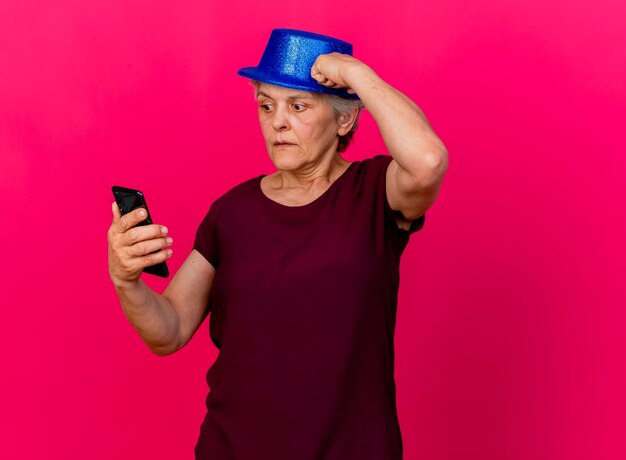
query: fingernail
166 237 173 245
139 209 146 217
161 226 168 234
167 249 173 256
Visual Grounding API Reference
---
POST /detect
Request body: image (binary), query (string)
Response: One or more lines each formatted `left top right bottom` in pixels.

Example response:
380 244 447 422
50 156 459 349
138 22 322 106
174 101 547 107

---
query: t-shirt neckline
257 161 356 209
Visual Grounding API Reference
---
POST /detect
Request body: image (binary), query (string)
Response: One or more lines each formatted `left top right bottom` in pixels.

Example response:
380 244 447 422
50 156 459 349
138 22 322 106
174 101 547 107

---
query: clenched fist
310 52 368 95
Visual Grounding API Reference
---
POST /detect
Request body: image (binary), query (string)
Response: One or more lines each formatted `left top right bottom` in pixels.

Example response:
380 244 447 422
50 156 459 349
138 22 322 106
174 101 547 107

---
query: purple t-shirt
193 154 425 460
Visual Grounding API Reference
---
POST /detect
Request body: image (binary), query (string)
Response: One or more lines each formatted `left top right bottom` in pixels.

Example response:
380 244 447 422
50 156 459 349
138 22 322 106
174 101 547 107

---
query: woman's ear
337 108 359 136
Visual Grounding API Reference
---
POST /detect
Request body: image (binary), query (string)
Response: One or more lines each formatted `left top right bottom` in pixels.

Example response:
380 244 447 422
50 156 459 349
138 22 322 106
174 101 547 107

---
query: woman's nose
271 105 290 130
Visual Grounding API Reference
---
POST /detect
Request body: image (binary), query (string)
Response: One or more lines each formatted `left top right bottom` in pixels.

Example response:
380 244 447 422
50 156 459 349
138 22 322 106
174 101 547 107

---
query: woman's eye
259 103 305 112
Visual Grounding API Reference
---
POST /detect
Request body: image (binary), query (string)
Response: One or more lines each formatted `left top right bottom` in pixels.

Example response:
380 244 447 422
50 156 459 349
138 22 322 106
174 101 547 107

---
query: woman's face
255 82 342 171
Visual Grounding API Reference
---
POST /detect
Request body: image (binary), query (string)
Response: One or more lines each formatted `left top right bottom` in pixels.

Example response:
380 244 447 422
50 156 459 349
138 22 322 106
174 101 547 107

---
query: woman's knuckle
111 238 122 251
108 229 120 244
144 254 154 267
124 261 133 273
128 228 138 243
119 260 128 273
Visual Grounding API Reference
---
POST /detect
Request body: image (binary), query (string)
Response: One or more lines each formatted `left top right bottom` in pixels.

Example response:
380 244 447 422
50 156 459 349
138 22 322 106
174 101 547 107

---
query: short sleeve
375 154 426 237
193 200 221 269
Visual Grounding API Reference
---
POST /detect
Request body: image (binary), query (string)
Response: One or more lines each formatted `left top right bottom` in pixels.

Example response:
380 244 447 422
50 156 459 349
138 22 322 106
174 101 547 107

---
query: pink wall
1 1 624 459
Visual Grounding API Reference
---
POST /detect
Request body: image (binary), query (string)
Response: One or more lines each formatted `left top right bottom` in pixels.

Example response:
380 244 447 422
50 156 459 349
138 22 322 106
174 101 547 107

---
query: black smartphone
112 185 170 278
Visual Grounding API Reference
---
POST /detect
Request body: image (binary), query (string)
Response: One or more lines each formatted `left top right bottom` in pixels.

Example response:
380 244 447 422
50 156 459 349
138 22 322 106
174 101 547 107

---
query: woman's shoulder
351 154 392 170
222 174 261 199
365 154 393 167
349 154 393 181
196 173 260 218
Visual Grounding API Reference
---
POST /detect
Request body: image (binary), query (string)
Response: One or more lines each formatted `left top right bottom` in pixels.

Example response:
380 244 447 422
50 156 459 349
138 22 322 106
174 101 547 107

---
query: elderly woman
107 29 447 460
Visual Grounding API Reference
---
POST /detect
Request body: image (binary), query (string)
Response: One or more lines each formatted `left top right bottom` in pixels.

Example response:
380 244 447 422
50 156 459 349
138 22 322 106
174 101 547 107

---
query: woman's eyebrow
257 91 315 100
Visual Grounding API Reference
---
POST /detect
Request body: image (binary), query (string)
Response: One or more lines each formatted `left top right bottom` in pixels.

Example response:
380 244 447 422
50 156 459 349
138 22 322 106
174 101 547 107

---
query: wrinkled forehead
254 81 322 101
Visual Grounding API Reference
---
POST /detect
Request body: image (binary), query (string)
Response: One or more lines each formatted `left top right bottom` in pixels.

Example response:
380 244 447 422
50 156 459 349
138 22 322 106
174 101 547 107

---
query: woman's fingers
115 207 148 234
312 71 336 86
127 236 173 258
136 248 173 269
121 223 167 246
112 201 121 220
313 74 342 88
107 201 173 284
117 226 172 270
108 235 173 283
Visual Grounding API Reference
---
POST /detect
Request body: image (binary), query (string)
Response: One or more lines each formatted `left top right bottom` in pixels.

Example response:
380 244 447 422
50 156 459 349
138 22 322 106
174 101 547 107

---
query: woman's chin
269 149 302 168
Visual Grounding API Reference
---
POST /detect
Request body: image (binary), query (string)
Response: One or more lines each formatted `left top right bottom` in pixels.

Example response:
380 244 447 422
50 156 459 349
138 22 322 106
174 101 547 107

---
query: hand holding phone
109 186 171 282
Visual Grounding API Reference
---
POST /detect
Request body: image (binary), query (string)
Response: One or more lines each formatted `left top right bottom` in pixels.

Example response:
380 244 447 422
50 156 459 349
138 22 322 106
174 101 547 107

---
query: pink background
1 1 624 459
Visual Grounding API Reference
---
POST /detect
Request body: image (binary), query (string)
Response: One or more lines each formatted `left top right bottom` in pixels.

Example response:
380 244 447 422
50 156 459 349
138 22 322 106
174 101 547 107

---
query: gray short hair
250 80 364 153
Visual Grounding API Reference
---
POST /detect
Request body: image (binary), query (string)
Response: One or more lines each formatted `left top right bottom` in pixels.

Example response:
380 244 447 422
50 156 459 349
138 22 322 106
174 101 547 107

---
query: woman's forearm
114 280 180 356
347 64 447 177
